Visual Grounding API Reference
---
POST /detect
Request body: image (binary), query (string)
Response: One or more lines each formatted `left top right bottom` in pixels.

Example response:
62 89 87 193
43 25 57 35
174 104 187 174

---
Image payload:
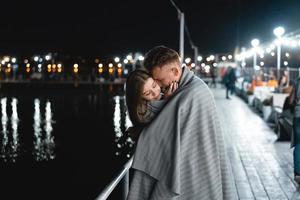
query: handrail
95 157 133 200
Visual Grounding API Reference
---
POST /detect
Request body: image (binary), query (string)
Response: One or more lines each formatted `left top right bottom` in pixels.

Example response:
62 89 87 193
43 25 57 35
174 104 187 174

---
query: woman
278 70 289 93
125 69 178 140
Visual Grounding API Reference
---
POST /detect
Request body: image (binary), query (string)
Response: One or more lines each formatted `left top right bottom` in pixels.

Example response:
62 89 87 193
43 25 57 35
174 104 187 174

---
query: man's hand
125 126 143 141
164 81 178 99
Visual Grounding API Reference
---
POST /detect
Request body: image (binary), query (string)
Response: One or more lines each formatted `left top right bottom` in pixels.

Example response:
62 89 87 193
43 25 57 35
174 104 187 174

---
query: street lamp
251 39 260 69
197 56 202 62
138 56 144 61
185 57 191 64
45 55 51 61
73 64 79 73
114 57 120 63
273 26 285 37
273 26 285 79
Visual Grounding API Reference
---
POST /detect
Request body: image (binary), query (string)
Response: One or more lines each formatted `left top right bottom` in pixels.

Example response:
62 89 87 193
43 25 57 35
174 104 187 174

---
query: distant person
278 69 289 93
267 70 278 88
126 46 235 199
220 66 227 88
267 76 278 88
250 74 264 92
210 65 217 88
223 66 236 99
287 77 300 184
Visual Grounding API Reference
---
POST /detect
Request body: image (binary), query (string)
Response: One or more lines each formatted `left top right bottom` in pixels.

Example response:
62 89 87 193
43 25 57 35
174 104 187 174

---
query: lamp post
179 12 184 64
169 0 184 64
273 26 285 79
251 39 260 69
191 45 199 69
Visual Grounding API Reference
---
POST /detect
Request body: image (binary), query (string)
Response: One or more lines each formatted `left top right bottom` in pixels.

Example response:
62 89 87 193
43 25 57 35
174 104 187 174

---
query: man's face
151 62 178 88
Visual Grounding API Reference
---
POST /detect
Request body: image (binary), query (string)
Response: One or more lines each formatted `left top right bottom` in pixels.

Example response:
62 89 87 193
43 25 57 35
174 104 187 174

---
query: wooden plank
212 87 300 200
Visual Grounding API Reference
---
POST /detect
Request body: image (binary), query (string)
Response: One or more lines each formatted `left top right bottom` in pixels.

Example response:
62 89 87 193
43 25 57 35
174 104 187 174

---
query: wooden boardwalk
212 87 300 200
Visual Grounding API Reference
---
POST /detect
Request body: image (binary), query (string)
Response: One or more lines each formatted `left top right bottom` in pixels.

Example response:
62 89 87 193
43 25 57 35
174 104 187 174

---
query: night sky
0 0 300 58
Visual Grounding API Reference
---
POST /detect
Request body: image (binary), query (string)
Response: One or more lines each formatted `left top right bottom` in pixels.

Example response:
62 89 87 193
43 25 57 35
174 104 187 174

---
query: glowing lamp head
126 55 133 60
138 56 144 61
273 26 285 37
45 55 51 61
185 57 191 64
4 56 10 62
251 39 260 47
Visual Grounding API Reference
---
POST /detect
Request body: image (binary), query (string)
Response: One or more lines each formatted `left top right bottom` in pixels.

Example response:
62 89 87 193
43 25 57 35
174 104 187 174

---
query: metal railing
95 157 133 200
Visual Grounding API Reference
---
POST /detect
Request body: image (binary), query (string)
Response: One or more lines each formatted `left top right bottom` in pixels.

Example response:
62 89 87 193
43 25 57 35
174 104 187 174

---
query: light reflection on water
0 92 136 199
113 96 134 158
0 97 55 162
114 96 122 138
0 94 135 163
10 98 19 162
0 98 19 162
1 98 9 161
33 99 55 161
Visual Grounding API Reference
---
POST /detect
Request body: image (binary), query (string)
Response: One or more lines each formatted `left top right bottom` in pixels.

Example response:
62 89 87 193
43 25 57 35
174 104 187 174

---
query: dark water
0 88 134 200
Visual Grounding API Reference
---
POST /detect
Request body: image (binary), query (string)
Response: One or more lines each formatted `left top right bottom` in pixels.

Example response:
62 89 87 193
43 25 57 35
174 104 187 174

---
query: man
127 46 235 200
223 66 236 99
287 77 300 184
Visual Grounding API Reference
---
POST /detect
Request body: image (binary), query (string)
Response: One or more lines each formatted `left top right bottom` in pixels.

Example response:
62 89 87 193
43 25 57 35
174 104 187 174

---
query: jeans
293 117 300 174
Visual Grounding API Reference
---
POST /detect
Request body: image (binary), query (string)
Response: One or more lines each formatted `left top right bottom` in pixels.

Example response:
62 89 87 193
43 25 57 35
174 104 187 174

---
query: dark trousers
293 117 300 174
226 84 235 98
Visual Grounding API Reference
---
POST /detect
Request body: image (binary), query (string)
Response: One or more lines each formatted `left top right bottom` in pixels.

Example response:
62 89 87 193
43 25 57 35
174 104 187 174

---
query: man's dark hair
143 45 180 71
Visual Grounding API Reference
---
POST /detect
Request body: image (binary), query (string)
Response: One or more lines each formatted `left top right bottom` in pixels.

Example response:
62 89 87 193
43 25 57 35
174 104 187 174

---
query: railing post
122 171 129 200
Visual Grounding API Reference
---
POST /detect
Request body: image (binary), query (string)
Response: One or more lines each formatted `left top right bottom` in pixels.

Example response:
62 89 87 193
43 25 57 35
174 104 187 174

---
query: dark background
0 0 300 57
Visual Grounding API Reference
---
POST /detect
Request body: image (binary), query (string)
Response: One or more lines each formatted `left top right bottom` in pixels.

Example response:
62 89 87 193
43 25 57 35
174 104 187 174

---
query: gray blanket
127 67 236 200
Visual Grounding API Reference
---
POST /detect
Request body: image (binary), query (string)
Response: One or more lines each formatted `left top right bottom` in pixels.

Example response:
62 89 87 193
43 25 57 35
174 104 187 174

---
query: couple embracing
125 46 236 200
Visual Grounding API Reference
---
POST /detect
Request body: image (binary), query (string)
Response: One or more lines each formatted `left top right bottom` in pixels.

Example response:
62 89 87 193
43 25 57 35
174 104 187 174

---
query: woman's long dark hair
125 69 151 127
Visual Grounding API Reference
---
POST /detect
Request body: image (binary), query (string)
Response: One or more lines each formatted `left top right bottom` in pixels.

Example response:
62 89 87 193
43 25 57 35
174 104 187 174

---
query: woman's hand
164 81 178 99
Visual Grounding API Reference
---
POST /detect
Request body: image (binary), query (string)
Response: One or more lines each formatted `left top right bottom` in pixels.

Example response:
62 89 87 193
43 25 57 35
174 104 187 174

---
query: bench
253 86 274 112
